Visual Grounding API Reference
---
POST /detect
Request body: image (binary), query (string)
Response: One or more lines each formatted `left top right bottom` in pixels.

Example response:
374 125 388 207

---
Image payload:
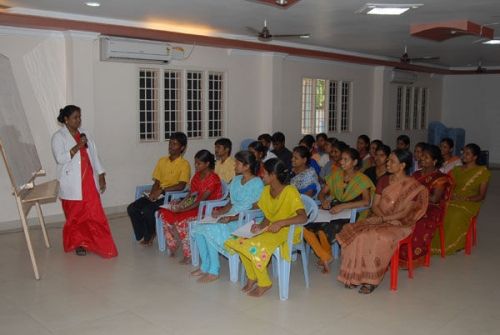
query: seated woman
439 137 462 174
363 144 391 186
336 149 428 294
225 159 307 297
412 142 426 173
304 148 374 274
299 136 321 174
290 146 320 197
431 143 490 255
248 140 267 178
400 144 452 267
356 134 372 172
319 140 348 183
159 150 223 264
190 151 264 283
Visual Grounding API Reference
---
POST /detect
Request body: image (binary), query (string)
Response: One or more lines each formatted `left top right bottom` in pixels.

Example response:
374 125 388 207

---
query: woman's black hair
377 144 391 157
392 149 413 175
423 144 444 169
415 142 427 151
464 143 483 165
234 150 259 176
440 137 454 149
263 158 290 184
248 140 268 157
57 105 80 123
358 135 371 149
332 140 348 152
371 139 383 150
342 147 362 170
292 145 311 165
299 135 315 149
194 149 215 170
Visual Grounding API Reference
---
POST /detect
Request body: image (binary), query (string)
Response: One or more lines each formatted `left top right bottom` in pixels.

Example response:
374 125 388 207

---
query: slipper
358 284 377 294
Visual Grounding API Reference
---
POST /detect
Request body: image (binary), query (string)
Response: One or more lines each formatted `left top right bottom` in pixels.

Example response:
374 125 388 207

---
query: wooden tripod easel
0 141 58 280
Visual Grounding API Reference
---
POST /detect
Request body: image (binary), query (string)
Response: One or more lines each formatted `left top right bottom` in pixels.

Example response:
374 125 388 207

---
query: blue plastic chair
155 181 229 253
272 194 318 300
240 138 255 151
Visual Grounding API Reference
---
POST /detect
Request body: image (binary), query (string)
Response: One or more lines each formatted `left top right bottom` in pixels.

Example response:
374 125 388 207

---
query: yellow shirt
215 156 236 183
258 185 304 224
152 156 191 189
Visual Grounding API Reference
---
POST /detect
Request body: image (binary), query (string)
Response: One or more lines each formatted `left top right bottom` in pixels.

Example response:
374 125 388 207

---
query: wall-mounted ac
100 36 185 63
390 69 418 84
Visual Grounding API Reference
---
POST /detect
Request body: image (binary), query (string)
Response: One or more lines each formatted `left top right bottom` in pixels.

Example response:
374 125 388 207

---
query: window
164 70 181 139
138 68 225 142
208 72 224 138
139 69 159 141
301 78 352 134
396 85 428 131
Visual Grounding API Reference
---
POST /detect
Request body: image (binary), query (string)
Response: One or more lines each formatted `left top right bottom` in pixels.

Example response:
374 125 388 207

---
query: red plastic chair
465 215 478 255
424 178 454 266
390 233 414 291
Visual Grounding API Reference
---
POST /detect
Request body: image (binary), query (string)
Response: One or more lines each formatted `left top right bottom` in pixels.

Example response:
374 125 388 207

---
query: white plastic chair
331 205 370 259
273 194 318 300
155 181 229 253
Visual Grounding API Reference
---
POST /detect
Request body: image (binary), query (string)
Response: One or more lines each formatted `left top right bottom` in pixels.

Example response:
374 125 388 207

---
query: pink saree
336 176 428 286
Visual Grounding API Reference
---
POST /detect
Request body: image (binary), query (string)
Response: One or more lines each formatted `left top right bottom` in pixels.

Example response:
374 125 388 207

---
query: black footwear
358 284 377 294
75 246 87 256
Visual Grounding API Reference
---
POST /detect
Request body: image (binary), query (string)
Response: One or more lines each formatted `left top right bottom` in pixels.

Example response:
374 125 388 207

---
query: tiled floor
0 172 499 335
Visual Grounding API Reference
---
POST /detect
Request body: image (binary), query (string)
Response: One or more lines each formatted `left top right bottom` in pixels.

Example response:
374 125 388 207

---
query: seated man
214 137 235 183
127 132 191 246
258 133 277 161
271 131 293 170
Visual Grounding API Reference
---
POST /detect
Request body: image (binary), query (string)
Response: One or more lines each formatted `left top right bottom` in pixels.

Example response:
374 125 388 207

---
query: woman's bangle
381 216 385 223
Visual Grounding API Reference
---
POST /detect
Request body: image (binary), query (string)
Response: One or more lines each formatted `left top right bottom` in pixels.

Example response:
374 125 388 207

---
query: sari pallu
399 171 452 266
431 165 490 255
337 177 428 286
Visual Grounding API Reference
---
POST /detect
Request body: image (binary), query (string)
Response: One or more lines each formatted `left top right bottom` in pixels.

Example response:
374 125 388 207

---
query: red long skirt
61 147 118 258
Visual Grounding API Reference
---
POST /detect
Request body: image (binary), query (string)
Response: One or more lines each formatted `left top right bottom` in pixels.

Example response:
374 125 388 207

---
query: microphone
80 133 88 148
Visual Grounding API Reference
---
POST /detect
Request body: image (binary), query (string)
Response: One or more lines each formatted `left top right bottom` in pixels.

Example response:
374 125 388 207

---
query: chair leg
155 213 166 252
189 223 199 267
390 245 400 291
472 217 477 247
333 242 340 260
407 239 414 279
424 241 431 267
465 224 473 255
279 259 291 301
439 224 446 258
299 244 310 288
228 254 240 283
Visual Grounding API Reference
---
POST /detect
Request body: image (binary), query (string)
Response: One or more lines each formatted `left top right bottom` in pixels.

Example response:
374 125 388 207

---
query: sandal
75 246 87 256
358 284 377 294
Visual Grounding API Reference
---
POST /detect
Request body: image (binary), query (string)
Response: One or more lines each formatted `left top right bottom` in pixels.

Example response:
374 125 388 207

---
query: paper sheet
315 209 352 222
231 220 266 238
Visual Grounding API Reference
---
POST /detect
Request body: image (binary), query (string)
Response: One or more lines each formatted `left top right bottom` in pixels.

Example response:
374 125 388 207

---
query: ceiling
2 0 500 68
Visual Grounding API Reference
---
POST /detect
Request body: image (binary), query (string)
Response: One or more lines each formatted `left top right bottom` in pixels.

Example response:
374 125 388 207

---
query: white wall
0 25 449 229
441 74 500 165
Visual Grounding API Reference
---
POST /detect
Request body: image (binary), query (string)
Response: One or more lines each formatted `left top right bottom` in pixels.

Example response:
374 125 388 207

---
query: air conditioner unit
100 36 185 63
390 69 418 84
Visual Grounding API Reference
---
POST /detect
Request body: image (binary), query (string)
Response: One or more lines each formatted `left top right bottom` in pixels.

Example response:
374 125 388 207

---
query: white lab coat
51 127 105 200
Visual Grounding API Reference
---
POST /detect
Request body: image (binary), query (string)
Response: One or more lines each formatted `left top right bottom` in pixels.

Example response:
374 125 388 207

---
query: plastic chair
465 214 478 255
134 184 153 200
389 231 414 291
424 180 454 266
272 194 318 300
155 181 229 253
240 138 255 151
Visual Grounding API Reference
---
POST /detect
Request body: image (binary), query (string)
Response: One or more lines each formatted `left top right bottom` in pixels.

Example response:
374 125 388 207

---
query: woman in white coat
51 105 117 257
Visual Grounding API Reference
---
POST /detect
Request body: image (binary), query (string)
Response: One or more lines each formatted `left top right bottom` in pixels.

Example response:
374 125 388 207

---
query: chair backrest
240 138 255 151
300 194 319 224
135 184 153 200
221 180 230 199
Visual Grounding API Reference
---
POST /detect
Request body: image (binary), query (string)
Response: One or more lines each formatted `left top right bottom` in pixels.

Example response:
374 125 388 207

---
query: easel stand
1 142 59 280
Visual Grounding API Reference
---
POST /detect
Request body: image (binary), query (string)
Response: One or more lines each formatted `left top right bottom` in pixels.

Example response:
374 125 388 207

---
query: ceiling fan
246 20 310 42
398 46 440 64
